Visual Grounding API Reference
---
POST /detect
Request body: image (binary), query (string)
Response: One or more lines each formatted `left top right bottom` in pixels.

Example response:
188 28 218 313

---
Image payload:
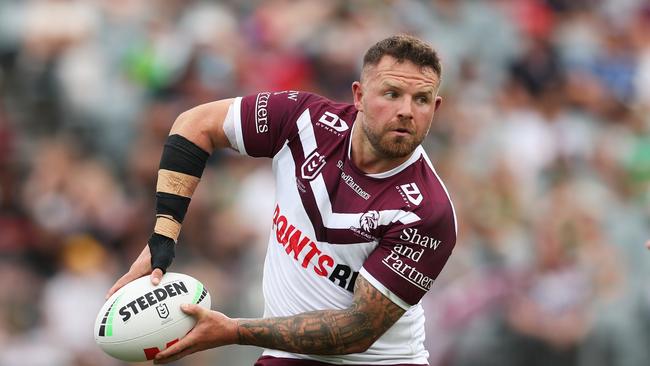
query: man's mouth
391 127 412 136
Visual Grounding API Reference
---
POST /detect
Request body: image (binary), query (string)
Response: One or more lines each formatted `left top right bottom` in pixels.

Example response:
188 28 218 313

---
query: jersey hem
260 352 429 365
255 356 428 366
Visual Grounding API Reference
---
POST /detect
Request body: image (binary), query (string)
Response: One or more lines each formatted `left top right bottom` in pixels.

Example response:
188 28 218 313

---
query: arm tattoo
237 276 406 355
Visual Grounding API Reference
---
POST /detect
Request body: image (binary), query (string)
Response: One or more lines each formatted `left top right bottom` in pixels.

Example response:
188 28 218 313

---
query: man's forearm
235 277 405 355
236 307 374 355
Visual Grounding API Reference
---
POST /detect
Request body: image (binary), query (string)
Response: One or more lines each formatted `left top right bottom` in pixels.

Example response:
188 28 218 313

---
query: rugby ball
94 272 211 362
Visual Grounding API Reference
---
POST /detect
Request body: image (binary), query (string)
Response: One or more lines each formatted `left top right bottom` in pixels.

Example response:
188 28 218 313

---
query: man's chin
377 142 416 159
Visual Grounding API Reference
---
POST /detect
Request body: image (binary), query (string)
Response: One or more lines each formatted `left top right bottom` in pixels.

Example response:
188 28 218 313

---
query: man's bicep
352 274 406 338
170 98 235 152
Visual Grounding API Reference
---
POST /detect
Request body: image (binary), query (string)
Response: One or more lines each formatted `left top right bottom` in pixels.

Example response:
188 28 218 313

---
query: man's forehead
362 57 439 87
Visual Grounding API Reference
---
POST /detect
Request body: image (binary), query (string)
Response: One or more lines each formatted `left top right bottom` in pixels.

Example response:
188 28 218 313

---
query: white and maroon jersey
223 91 457 365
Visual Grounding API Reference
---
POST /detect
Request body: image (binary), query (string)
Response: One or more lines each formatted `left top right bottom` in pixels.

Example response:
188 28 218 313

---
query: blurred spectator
41 234 119 366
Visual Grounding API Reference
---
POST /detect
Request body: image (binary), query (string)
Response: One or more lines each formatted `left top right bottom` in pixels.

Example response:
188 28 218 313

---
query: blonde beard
360 119 423 159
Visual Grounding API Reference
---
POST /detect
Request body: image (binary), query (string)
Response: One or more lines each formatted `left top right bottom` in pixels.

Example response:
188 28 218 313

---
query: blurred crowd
0 0 649 365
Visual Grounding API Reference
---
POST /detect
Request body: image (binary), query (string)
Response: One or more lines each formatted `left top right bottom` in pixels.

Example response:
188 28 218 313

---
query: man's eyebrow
415 88 435 95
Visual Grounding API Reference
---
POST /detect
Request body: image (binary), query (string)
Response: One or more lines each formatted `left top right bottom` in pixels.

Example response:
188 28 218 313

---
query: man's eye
416 96 429 104
385 91 398 98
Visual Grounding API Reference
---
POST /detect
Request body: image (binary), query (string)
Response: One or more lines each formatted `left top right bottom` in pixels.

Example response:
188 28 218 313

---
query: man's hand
153 304 238 364
646 240 650 250
105 245 164 299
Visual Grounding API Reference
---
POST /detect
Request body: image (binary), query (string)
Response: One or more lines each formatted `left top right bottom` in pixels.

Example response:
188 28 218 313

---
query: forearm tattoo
237 276 405 355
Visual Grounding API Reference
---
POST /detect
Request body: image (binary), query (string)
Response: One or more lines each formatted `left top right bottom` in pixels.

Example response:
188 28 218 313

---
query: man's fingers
153 344 198 364
106 268 163 300
151 268 164 286
180 303 201 316
646 240 650 250
105 272 136 299
152 305 205 364
153 335 196 363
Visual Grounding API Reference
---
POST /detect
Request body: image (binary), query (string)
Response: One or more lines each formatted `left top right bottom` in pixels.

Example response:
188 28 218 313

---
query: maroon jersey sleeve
234 91 320 158
361 201 456 308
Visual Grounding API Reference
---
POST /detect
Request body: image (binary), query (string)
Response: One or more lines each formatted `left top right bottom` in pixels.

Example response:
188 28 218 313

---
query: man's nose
396 96 414 120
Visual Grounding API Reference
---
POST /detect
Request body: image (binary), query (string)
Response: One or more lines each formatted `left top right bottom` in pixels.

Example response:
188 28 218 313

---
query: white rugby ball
94 272 211 362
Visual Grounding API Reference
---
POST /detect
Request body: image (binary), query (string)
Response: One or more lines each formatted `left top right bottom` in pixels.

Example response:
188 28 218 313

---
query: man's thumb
151 268 163 286
181 303 200 315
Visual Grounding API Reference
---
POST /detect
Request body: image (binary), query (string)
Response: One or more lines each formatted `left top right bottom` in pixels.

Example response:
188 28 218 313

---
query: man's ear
352 81 363 111
434 96 442 112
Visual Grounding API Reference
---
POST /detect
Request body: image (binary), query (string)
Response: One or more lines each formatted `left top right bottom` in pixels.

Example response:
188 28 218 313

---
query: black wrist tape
156 192 192 223
148 233 176 273
156 134 210 224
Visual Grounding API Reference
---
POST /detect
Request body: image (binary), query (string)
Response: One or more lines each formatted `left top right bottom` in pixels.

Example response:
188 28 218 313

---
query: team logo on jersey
318 111 349 133
359 210 380 232
350 210 379 242
255 92 271 133
397 183 423 206
301 151 326 181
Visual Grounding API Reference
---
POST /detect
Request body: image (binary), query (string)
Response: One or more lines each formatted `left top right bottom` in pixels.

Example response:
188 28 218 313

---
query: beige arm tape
154 215 182 242
156 169 201 198
154 169 201 242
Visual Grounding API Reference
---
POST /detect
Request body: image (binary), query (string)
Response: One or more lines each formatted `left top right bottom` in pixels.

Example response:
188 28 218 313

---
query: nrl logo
301 151 326 181
359 210 380 232
156 303 169 319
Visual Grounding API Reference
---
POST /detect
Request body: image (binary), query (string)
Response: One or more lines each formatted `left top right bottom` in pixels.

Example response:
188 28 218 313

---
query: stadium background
1 0 649 365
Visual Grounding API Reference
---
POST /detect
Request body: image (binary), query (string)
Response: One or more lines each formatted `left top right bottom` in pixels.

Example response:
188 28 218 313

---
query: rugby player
107 34 457 365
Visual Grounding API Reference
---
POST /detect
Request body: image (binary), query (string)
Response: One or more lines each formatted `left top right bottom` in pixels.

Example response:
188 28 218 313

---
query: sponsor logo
272 205 358 292
382 248 434 291
393 242 424 262
255 92 271 133
337 160 370 200
301 151 326 180
397 183 423 206
118 281 188 322
273 90 299 101
318 111 349 133
399 228 442 250
359 210 379 232
156 303 169 319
